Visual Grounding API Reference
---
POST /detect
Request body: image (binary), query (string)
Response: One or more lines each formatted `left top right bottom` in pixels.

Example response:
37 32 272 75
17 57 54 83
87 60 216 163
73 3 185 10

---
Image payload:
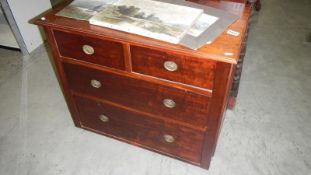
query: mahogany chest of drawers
35 0 252 170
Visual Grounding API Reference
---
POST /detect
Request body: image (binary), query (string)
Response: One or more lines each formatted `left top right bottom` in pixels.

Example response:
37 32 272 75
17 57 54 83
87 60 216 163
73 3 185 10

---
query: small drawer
74 95 204 163
54 30 125 70
63 63 210 128
131 46 216 90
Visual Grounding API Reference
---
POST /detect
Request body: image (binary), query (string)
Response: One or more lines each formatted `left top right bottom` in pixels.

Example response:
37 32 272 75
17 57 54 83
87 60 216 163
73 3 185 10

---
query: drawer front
74 95 204 163
54 30 125 70
131 46 216 90
63 63 210 128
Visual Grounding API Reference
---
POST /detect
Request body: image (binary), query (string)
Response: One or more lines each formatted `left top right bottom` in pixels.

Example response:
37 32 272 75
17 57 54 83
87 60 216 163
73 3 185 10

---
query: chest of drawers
35 0 251 170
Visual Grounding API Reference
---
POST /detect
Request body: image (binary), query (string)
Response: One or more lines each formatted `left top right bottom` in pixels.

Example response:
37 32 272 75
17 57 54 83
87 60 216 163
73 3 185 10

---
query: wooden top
34 0 251 64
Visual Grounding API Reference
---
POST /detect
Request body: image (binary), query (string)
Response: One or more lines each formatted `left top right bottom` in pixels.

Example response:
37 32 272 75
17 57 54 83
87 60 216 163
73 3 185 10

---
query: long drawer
63 63 210 128
74 95 204 163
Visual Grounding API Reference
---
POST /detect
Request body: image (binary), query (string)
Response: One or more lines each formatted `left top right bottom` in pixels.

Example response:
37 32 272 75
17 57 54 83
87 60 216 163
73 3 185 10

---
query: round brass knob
90 79 101 88
163 99 176 108
99 115 109 122
163 134 175 143
163 61 178 72
82 45 95 55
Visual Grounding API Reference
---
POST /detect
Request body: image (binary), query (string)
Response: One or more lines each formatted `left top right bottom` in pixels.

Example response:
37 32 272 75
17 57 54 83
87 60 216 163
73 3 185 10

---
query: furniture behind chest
35 0 252 170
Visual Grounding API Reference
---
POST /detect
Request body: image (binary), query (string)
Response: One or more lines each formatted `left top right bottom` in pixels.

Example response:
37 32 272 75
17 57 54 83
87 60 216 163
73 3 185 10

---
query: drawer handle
90 79 101 88
99 114 109 122
163 99 176 108
163 134 175 143
163 61 178 72
82 45 95 55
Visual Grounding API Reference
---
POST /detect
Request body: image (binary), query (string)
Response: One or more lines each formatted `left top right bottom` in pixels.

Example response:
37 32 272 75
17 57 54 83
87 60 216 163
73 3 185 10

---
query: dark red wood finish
131 46 216 90
201 62 235 168
63 62 211 128
35 0 250 64
44 27 82 127
54 30 125 70
75 95 205 163
35 0 252 170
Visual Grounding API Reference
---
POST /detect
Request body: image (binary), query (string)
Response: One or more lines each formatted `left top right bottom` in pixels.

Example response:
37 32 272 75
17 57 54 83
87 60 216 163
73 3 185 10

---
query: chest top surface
34 0 251 64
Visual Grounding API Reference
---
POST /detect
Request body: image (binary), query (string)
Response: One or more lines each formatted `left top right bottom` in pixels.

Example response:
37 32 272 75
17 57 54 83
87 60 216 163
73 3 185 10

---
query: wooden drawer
131 46 216 90
54 30 125 70
63 63 210 128
74 95 204 163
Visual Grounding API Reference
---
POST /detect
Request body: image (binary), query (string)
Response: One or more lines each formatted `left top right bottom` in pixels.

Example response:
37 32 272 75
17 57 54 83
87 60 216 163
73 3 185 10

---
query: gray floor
0 0 311 174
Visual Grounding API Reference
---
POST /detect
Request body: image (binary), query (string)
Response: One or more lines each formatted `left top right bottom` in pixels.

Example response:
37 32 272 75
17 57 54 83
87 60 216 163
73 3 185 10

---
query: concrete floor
0 0 311 174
